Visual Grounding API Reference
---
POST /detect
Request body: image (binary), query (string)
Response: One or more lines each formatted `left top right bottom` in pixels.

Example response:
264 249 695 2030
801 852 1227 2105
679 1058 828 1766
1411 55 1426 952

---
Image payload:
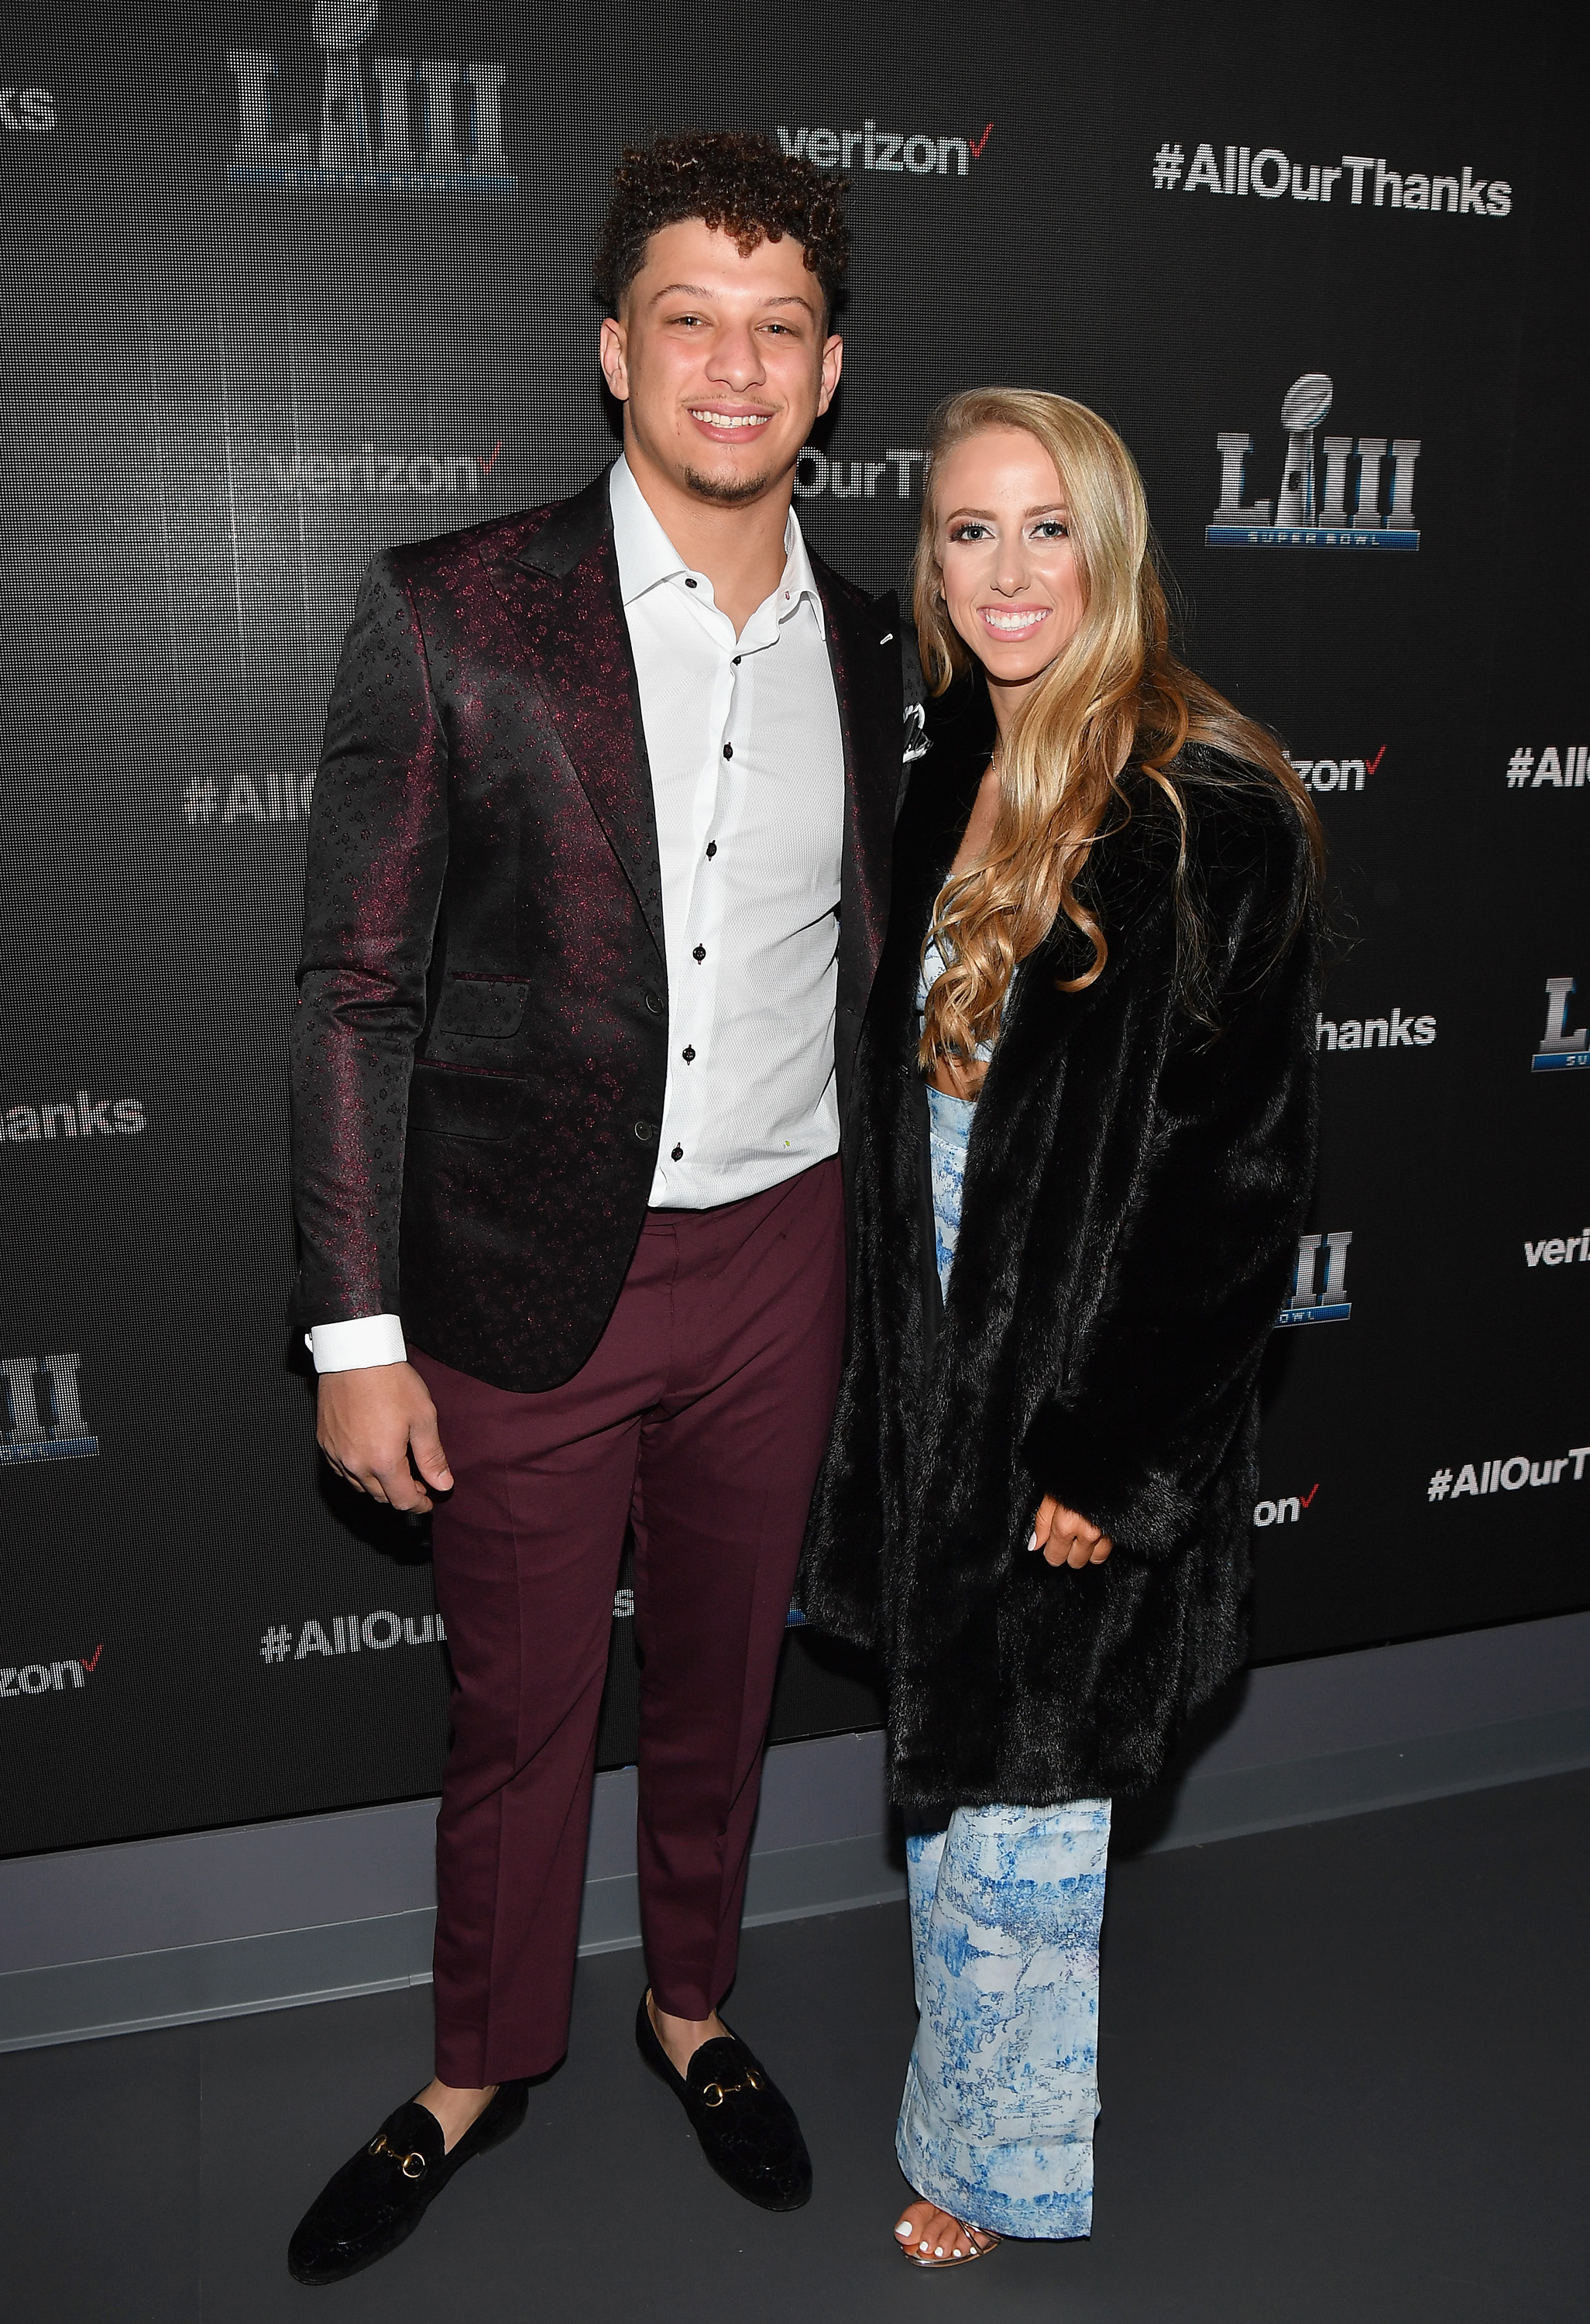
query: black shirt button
634 1120 654 1143
692 944 706 963
722 743 733 759
706 842 717 859
733 655 741 665
671 1145 684 1161
644 990 663 1016
682 1046 695 1062
684 577 698 589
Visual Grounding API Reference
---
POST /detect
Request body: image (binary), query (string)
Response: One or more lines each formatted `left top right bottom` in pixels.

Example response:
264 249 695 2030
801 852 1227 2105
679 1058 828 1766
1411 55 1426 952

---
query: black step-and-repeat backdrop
3 2 1584 1858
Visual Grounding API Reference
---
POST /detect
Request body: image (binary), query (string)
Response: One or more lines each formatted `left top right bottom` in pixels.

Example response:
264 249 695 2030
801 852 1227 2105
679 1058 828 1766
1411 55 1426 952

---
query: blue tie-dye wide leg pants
902 1090 1112 2240
897 1801 1111 2239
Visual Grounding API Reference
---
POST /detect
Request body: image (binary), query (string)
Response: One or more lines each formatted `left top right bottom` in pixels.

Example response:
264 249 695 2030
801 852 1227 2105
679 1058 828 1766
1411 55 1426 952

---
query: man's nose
707 325 765 389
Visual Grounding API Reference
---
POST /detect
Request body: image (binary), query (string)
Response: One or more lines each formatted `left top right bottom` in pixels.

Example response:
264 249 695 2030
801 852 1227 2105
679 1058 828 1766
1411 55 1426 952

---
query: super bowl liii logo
1276 1231 1352 1327
1209 374 1419 551
226 0 515 198
1533 978 1590 1072
1 1353 97 1466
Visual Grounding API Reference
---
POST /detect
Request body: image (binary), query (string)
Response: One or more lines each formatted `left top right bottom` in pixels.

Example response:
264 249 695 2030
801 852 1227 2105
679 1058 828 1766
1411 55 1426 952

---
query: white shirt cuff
307 1315 408 1373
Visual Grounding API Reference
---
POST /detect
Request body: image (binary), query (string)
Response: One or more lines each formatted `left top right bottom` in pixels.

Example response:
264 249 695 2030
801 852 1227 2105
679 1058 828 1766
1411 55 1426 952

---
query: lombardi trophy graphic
1206 373 1419 550
226 0 517 197
1273 373 1332 529
313 0 379 46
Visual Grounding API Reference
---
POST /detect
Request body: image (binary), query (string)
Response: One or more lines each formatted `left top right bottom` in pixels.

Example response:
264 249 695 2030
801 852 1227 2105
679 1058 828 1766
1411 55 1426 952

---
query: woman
798 389 1321 2264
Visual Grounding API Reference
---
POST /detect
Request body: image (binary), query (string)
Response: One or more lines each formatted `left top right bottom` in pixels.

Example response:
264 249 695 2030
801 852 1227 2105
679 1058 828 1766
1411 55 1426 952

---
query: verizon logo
778 121 991 177
1524 1230 1589 1268
2 1645 102 1698
265 442 502 497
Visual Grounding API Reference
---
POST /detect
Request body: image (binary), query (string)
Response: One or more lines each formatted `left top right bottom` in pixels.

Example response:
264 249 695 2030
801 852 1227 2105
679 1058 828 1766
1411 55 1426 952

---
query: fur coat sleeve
798 679 1321 1810
1024 785 1319 1563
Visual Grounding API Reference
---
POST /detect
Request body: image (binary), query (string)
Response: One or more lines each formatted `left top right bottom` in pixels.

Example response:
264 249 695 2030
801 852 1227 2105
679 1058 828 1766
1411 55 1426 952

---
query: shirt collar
608 456 819 622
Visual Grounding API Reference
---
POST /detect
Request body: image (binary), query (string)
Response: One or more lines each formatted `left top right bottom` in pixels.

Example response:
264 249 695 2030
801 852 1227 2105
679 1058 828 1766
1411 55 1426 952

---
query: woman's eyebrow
943 503 1070 522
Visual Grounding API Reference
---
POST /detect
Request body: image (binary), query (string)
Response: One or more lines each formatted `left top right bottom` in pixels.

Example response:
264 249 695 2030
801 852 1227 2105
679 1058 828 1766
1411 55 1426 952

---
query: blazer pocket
431 975 531 1040
407 1058 526 1143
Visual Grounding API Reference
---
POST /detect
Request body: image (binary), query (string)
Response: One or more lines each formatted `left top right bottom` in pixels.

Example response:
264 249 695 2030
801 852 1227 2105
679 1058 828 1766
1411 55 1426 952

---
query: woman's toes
894 2199 934 2252
895 2197 991 2260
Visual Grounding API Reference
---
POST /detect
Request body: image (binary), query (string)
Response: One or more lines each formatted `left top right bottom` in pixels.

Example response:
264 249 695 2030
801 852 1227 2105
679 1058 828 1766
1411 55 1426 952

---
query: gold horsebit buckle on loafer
368 2131 428 2179
699 2067 763 2108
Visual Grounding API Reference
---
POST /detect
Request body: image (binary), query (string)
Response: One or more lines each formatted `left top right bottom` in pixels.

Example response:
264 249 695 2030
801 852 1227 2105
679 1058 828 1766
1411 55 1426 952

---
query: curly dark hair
592 129 850 321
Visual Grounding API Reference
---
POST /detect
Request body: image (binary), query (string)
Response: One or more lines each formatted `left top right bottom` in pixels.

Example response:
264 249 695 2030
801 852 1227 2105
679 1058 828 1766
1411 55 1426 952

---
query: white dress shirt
311 457 846 1372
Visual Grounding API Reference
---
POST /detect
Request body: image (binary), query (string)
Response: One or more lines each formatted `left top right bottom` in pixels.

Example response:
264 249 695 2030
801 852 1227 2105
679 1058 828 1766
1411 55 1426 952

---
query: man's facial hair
681 465 774 506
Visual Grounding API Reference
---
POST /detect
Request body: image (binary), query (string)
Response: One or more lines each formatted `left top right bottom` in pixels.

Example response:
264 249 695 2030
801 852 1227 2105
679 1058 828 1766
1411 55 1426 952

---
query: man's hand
1030 1494 1113 1569
316 1363 453 1513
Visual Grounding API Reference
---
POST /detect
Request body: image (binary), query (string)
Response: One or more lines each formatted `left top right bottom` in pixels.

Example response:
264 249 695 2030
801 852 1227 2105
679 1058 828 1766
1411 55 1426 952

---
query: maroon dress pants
410 1155 846 2088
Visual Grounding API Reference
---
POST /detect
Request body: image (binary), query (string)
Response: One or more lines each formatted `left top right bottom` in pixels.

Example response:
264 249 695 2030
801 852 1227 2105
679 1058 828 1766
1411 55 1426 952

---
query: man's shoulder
382 473 612 591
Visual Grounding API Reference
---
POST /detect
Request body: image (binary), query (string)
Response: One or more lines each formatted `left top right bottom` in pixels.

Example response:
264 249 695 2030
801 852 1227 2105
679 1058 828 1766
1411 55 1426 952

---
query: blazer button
634 1120 655 1143
644 992 664 1016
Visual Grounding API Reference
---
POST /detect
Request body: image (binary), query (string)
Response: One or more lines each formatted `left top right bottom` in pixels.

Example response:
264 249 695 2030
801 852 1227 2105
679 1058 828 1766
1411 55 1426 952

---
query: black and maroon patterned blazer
290 469 906 1393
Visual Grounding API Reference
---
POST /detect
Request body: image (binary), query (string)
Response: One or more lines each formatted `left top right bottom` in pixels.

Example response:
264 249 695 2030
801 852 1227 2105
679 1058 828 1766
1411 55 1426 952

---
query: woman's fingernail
1026 1532 1038 1552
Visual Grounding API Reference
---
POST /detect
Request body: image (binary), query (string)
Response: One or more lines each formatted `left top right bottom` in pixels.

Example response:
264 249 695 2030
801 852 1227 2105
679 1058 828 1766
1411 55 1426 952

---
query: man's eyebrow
649 282 818 317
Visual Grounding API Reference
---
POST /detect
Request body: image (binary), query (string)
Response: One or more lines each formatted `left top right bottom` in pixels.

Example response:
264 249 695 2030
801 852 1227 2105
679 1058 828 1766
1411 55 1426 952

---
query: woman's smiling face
932 427 1085 703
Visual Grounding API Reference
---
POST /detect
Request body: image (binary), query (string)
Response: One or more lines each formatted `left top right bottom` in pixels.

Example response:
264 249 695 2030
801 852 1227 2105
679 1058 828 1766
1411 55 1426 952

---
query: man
286 131 908 2284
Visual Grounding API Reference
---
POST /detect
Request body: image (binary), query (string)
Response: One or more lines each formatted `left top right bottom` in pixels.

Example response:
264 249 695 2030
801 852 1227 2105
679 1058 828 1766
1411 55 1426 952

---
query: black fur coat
798 676 1321 1810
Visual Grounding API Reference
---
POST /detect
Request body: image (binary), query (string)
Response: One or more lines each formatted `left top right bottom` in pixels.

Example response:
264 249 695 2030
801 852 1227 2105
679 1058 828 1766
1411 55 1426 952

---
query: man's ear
816 332 843 420
599 313 630 403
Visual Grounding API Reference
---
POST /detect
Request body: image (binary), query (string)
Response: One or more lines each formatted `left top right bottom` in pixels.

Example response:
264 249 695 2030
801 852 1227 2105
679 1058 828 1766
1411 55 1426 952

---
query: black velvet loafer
287 2081 528 2285
635 1992 812 2212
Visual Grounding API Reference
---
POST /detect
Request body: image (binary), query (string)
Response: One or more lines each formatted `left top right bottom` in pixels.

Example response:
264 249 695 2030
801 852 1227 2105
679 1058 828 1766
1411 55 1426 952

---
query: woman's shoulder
1121 741 1315 901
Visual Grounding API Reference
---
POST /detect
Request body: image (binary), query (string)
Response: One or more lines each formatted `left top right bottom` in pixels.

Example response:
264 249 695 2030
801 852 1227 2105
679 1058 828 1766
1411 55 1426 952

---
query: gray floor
5 1770 1586 2322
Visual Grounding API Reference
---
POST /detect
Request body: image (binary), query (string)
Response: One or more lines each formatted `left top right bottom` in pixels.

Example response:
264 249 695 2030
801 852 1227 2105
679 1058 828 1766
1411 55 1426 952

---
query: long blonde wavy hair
914 387 1321 1074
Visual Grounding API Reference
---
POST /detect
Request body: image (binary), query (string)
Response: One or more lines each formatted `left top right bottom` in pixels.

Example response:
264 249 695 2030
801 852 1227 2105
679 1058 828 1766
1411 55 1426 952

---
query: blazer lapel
493 490 900 1038
815 562 903 1046
496 475 665 961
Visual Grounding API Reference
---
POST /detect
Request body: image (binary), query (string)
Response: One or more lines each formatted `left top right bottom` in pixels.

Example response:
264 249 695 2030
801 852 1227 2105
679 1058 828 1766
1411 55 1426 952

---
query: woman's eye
1032 520 1070 539
949 522 991 541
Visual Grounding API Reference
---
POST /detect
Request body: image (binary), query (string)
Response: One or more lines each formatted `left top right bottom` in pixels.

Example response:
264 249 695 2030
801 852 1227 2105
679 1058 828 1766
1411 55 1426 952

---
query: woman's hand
1030 1494 1113 1568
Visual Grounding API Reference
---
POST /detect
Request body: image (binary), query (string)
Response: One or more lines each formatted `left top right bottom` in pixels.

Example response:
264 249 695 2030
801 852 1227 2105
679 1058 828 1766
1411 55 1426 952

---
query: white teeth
691 411 770 430
983 610 1046 633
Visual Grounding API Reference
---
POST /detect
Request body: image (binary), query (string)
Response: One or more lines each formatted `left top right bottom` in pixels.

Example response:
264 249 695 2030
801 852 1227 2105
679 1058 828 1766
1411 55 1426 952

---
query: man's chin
681 462 775 507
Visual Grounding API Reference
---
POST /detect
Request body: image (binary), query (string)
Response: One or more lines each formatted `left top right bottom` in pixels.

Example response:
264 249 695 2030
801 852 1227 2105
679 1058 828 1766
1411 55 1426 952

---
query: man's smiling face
599 218 842 507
